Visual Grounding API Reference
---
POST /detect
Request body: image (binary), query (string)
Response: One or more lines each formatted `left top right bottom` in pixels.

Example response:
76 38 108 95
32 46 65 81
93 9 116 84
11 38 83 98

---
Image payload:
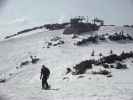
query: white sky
0 0 133 25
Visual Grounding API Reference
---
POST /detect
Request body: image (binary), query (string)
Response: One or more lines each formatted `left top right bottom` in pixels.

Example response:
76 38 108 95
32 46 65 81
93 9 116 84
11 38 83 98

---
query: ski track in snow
0 26 133 100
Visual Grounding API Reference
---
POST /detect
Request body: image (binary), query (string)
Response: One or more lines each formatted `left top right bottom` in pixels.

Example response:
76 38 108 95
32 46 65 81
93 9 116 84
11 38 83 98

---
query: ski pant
42 77 49 89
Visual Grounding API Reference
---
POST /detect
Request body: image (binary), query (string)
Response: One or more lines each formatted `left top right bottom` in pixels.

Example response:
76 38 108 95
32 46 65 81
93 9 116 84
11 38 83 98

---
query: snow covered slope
0 26 133 100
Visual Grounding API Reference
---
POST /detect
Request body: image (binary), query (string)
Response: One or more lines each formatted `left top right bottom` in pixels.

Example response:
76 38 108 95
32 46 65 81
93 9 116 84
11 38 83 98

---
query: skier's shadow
46 88 59 91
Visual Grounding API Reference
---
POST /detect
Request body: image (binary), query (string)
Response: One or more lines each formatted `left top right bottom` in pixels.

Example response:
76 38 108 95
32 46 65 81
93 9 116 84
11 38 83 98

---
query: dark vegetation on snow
72 60 93 75
44 36 65 48
123 25 133 28
19 55 40 68
0 55 40 83
4 16 103 39
5 25 45 39
67 51 133 76
44 23 69 30
19 61 30 67
108 31 133 41
76 35 99 45
76 31 133 46
63 17 102 34
4 23 69 39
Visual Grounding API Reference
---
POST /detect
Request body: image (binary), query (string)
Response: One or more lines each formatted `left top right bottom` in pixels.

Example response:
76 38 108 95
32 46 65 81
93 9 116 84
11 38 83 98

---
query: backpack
41 67 50 78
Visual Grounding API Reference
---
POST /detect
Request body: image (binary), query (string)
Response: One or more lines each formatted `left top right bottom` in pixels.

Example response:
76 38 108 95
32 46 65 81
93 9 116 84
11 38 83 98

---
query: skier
40 65 50 90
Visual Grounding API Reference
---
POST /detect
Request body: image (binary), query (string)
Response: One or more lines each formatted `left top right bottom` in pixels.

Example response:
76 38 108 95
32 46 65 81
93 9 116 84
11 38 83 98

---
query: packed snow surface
0 26 133 100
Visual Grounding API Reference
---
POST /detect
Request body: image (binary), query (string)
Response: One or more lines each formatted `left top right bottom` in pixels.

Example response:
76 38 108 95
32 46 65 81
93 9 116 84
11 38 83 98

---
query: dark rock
116 63 128 69
102 63 110 69
0 79 6 83
107 74 112 78
92 69 110 75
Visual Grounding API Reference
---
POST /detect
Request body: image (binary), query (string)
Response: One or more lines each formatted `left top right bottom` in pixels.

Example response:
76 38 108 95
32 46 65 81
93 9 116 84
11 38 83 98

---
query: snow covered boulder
101 54 122 64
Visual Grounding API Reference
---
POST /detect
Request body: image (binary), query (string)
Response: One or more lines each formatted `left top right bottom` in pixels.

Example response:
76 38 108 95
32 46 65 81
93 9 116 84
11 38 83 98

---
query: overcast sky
0 0 133 25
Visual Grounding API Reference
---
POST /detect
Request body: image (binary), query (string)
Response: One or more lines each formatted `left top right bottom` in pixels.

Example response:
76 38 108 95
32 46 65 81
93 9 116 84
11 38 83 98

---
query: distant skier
40 65 50 90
